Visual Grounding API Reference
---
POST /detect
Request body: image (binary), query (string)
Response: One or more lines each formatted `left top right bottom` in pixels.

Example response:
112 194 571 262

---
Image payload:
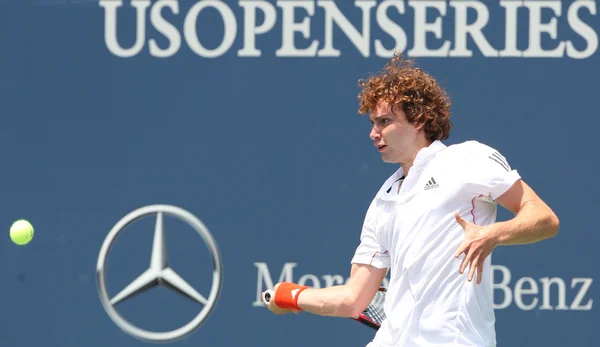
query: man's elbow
342 302 366 318
337 292 367 318
545 210 560 239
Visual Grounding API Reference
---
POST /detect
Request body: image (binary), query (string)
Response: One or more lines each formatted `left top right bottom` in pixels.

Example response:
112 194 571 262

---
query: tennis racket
263 286 387 330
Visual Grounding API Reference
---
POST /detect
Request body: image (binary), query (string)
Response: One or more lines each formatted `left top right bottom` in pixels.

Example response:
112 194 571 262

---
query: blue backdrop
1 0 597 346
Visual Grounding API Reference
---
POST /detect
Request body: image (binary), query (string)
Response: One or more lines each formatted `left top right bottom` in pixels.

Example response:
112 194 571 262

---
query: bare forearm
296 285 361 317
490 201 559 246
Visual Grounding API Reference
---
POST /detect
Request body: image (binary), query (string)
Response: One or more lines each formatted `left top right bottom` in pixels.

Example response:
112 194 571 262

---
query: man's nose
370 126 380 141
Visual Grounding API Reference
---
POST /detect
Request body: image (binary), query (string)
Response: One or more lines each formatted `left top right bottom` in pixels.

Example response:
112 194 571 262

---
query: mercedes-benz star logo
96 205 223 343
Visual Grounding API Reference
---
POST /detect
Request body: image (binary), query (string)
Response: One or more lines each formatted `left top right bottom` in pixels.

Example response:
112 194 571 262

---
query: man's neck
400 139 434 176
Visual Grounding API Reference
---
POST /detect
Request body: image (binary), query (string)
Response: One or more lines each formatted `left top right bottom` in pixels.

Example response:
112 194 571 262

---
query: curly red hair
357 54 452 141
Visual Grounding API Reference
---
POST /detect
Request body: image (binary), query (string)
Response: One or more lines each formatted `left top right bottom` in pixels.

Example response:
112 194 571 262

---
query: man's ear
414 120 426 130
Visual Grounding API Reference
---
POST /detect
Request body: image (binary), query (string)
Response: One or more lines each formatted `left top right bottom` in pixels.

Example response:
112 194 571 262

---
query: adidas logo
424 177 439 190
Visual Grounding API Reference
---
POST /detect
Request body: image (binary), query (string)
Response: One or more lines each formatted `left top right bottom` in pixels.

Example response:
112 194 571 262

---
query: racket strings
362 290 386 325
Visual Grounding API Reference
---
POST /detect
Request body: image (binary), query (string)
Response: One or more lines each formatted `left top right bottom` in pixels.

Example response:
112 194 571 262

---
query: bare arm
489 179 560 245
455 179 559 283
296 263 387 317
263 263 387 317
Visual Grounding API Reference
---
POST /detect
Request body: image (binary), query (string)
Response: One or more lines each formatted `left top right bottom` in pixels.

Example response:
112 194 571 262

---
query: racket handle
264 290 274 303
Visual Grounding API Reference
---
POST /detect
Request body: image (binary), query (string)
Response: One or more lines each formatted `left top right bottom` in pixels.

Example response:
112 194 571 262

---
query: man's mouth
377 145 387 152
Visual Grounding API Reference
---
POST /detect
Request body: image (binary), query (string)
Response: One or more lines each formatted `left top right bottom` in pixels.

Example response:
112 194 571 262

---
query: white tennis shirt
351 140 521 347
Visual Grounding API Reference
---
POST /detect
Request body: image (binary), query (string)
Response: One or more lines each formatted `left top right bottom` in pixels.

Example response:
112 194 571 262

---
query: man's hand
454 211 499 284
261 283 301 315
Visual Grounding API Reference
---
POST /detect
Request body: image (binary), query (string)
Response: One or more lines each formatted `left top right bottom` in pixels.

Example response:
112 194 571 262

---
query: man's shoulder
439 140 514 175
429 141 505 173
440 140 498 159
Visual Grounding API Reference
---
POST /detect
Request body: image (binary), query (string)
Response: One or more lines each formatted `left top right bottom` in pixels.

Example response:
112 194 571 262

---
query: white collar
396 140 446 177
413 140 446 168
380 140 447 196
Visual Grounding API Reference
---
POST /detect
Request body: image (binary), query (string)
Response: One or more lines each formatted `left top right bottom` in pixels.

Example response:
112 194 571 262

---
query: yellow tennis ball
10 219 34 245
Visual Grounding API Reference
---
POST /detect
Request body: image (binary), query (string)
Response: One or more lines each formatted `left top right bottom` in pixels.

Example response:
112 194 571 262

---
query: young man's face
369 101 421 164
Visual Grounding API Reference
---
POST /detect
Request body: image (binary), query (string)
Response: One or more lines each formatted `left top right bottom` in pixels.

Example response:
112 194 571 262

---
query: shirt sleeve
350 199 391 269
464 142 521 201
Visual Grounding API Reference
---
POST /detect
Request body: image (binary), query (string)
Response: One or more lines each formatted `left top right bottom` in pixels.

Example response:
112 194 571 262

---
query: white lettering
149 0 181 58
492 265 593 311
523 0 566 57
492 265 513 309
100 0 599 59
317 0 377 57
449 0 498 57
101 0 150 58
571 278 593 310
276 0 319 57
238 0 278 57
566 0 598 59
253 262 297 307
184 0 237 58
514 277 539 311
499 0 523 57
539 277 568 310
375 0 407 57
408 0 451 57
254 263 593 311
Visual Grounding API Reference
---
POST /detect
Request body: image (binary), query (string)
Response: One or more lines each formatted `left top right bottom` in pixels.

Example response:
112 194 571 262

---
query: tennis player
262 55 559 347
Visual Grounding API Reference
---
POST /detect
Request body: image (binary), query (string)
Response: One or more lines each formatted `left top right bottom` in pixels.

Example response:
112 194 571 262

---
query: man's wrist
274 282 309 311
484 223 504 247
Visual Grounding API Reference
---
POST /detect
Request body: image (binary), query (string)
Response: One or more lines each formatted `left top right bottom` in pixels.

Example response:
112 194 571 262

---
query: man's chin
381 155 399 164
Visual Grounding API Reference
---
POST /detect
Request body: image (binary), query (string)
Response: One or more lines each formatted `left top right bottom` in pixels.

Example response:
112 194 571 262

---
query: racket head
352 286 387 330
